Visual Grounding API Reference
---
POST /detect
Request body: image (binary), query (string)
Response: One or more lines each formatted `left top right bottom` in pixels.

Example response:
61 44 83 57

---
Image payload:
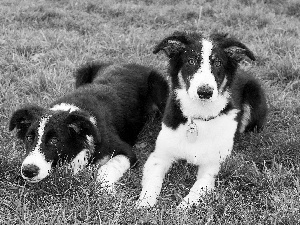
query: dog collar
186 103 232 143
191 103 232 121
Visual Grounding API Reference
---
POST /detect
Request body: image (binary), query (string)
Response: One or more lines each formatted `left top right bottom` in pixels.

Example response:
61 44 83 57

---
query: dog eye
214 59 222 67
188 58 196 65
49 137 58 145
26 135 34 143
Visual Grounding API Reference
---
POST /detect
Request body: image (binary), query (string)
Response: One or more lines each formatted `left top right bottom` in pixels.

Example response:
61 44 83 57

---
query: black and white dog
9 62 168 190
137 32 267 208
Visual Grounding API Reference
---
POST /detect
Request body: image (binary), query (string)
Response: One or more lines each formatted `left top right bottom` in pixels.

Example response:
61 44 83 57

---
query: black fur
9 105 44 140
231 71 268 132
9 62 169 179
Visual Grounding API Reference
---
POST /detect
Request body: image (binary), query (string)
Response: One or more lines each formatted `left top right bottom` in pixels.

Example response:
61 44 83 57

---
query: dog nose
197 85 213 99
22 164 40 179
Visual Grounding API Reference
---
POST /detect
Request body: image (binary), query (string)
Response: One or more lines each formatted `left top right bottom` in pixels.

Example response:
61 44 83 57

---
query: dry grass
1 0 300 224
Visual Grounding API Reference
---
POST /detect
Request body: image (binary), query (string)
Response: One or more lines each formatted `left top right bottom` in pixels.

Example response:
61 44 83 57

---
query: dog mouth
21 167 52 183
21 171 49 183
22 176 44 183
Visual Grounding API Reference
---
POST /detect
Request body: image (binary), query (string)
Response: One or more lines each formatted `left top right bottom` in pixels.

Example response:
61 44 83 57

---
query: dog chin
22 176 45 183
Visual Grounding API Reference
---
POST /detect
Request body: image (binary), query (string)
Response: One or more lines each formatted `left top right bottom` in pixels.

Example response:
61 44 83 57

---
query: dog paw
136 200 151 209
96 169 116 194
177 201 189 210
177 194 201 210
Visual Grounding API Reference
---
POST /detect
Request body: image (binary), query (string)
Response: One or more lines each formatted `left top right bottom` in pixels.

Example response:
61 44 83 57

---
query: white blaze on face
21 115 53 183
188 39 218 101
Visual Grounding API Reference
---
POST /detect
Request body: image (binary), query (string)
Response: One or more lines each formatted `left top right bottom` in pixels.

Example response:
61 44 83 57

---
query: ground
0 0 300 224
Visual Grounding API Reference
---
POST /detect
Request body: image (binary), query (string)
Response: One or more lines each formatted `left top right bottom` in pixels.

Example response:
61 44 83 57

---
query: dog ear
65 111 100 141
9 105 44 140
222 39 256 62
153 31 191 58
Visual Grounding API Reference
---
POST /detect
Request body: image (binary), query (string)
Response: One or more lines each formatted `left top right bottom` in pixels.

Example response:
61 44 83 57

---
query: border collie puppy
9 62 168 190
137 31 267 208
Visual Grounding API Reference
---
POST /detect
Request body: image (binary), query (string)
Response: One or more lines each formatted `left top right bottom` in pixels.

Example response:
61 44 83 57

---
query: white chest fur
156 109 239 165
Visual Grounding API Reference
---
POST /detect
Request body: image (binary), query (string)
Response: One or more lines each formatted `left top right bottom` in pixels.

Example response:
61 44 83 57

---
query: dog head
154 31 255 102
9 104 100 183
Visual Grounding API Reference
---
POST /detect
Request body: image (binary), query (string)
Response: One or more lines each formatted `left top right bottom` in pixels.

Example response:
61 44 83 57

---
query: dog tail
74 62 110 88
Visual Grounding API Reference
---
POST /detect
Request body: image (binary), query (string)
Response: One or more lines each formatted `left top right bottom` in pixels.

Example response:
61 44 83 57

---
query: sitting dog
9 62 169 190
137 31 267 208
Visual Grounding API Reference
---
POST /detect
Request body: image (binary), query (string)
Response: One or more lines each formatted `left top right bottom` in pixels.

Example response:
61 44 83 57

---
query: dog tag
186 120 198 143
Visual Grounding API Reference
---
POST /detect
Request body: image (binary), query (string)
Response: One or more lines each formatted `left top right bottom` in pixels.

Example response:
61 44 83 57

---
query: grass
0 0 300 224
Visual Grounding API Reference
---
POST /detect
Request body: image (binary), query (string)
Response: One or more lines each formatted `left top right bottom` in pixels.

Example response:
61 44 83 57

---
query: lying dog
137 31 267 208
9 62 168 190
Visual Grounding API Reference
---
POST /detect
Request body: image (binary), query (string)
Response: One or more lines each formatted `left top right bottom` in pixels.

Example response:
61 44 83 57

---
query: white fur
50 103 80 112
137 109 239 208
21 115 52 182
97 155 130 192
176 88 230 119
239 104 251 133
35 115 52 150
178 71 186 89
70 149 89 175
69 135 95 174
219 76 228 93
89 116 97 126
86 135 94 147
50 103 97 125
188 39 218 101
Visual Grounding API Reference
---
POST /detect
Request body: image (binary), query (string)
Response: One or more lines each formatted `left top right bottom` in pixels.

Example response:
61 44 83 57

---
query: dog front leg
137 152 173 208
177 164 220 209
96 137 135 193
96 154 130 193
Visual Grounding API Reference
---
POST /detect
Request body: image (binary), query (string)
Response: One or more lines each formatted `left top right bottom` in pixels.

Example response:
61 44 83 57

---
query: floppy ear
65 111 100 141
153 31 191 58
222 39 256 62
9 105 44 140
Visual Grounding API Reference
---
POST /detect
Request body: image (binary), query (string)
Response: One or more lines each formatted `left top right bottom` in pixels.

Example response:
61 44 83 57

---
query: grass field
0 0 300 224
